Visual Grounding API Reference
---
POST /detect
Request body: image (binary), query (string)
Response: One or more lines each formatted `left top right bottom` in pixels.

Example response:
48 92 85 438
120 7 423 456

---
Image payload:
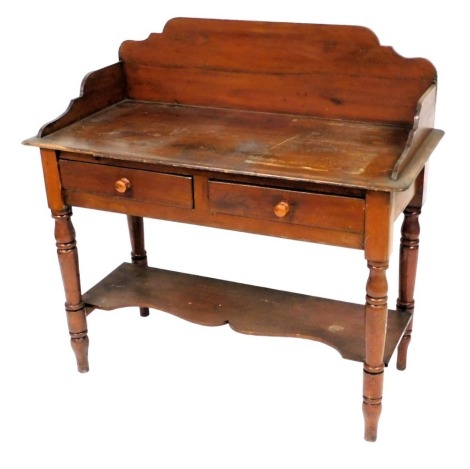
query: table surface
26 100 415 191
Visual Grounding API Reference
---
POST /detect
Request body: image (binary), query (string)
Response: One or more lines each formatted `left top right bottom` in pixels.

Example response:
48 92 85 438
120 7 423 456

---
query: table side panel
59 162 365 249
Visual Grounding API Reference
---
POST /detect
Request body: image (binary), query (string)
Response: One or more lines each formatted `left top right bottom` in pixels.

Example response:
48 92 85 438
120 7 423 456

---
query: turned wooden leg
53 207 89 373
363 260 388 442
127 215 150 317
396 207 421 370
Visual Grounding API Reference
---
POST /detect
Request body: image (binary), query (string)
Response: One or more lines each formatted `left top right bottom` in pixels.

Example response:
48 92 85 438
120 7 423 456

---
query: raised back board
119 17 437 125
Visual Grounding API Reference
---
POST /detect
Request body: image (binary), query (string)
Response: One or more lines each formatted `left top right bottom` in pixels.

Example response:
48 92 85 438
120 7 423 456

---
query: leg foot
363 367 384 442
70 332 89 373
67 305 90 372
363 403 381 442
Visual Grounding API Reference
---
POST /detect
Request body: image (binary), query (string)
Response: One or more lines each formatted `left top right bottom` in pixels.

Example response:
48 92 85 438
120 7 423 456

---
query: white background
1 1 468 467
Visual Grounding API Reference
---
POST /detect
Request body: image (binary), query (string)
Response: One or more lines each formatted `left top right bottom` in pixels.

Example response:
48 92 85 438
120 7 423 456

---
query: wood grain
83 263 411 364
120 18 436 125
29 101 417 191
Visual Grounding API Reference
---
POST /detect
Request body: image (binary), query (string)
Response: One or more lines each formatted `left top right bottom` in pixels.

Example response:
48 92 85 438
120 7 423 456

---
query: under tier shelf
82 262 411 363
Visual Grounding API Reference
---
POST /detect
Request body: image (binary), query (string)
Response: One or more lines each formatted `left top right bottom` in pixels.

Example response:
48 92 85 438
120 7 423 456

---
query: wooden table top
25 99 432 191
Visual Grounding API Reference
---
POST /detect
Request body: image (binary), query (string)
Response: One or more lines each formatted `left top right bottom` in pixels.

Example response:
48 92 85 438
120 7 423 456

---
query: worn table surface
26 100 416 191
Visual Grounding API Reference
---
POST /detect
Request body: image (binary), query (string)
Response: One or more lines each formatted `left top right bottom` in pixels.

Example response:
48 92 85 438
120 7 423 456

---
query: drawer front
60 160 194 209
208 181 364 233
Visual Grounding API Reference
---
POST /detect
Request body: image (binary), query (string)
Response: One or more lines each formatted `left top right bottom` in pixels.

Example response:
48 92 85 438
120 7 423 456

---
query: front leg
362 190 393 442
363 260 388 442
53 207 89 373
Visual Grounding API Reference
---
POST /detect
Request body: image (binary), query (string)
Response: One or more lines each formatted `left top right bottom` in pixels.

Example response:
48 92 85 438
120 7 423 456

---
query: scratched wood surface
28 100 412 190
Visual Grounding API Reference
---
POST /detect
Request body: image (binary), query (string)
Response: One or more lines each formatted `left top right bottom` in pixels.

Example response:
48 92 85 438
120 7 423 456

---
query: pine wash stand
24 18 443 441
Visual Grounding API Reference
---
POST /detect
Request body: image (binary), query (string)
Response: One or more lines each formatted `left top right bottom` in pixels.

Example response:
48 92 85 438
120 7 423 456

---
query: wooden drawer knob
274 201 290 218
115 177 131 193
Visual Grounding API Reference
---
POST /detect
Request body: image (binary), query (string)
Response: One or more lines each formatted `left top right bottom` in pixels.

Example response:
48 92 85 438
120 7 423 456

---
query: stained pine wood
59 159 194 208
23 18 444 441
127 215 150 318
208 180 365 233
396 206 421 370
39 63 125 137
82 263 411 364
52 207 89 373
27 100 431 191
62 180 366 249
120 18 436 125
